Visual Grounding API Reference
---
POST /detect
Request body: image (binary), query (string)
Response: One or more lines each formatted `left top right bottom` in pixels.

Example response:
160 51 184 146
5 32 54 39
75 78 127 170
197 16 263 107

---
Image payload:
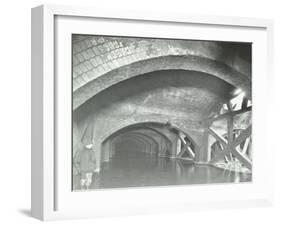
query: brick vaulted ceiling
74 70 235 125
72 36 251 111
73 35 251 130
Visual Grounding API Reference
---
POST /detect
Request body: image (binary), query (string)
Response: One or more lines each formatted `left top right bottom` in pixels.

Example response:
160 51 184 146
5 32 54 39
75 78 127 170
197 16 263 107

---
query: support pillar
73 120 80 157
102 141 110 162
93 143 101 172
150 143 153 155
227 115 234 160
196 128 213 163
176 137 181 156
170 134 178 158
110 139 116 159
158 136 166 157
109 141 113 158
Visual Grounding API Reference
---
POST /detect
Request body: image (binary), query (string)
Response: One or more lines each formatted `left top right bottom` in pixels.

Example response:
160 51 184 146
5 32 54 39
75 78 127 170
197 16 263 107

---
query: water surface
74 149 251 190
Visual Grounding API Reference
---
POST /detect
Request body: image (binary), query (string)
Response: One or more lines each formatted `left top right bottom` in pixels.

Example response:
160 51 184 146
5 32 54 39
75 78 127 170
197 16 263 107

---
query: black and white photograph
72 35 252 191
1 0 279 223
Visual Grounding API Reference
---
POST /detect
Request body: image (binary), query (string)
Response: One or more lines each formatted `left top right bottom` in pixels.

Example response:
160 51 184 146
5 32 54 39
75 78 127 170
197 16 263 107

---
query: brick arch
97 116 200 150
105 131 161 161
93 116 203 170
73 55 251 109
101 120 173 148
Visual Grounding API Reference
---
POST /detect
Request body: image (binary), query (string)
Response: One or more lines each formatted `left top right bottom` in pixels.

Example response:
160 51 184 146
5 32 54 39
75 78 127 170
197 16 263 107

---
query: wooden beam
242 137 250 155
242 97 248 109
178 133 186 144
210 145 252 169
177 133 195 158
227 116 234 161
177 143 195 159
187 146 195 158
177 149 185 157
231 147 252 169
208 106 252 123
227 116 234 143
208 128 232 163
177 135 186 157
227 102 233 112
209 122 252 170
233 125 252 147
208 128 228 148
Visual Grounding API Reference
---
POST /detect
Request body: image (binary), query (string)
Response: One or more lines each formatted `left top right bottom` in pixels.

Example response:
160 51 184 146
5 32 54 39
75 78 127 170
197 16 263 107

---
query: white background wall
0 0 280 225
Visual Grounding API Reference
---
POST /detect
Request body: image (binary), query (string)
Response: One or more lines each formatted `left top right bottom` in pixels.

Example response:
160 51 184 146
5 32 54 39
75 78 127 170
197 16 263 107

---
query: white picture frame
31 4 274 221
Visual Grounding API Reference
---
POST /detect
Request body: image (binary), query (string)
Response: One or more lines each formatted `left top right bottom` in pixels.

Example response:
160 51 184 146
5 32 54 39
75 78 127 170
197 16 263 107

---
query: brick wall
73 36 251 109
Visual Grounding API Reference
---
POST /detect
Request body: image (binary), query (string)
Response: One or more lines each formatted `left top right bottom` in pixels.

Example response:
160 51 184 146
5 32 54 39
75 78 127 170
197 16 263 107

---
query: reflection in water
73 149 251 190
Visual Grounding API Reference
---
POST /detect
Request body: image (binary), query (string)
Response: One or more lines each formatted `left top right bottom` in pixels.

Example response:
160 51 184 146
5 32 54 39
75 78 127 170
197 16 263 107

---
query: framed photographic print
31 4 274 221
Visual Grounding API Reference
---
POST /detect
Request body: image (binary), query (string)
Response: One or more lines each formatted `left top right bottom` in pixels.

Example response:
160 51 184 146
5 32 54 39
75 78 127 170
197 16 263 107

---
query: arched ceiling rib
73 36 251 109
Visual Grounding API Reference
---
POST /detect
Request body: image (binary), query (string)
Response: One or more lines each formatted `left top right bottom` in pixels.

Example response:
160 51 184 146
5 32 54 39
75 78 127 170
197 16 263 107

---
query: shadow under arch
125 132 159 153
114 134 148 152
94 119 202 171
101 133 153 163
100 120 200 155
116 132 159 154
73 55 251 109
103 127 169 159
101 121 172 148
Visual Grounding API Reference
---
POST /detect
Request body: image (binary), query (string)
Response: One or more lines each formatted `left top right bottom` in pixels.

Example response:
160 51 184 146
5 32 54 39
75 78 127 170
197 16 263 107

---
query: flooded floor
73 149 252 190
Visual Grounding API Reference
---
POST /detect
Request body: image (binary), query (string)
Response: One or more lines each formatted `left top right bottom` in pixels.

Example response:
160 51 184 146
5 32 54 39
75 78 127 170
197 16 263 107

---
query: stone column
176 137 181 156
93 142 101 172
195 128 213 163
72 120 80 157
109 140 113 159
102 141 110 162
227 116 234 161
170 134 178 158
158 137 166 157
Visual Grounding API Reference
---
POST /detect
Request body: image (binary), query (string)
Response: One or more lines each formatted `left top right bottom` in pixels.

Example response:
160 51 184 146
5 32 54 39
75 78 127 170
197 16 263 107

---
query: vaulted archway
72 35 252 190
